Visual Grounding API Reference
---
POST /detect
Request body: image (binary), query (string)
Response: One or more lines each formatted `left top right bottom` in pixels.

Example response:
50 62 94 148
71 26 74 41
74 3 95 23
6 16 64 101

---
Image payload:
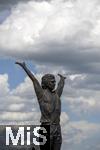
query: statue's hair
41 74 55 89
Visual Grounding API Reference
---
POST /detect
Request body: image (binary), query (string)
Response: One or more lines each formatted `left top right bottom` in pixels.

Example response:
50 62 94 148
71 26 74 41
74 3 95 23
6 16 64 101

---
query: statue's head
41 74 56 91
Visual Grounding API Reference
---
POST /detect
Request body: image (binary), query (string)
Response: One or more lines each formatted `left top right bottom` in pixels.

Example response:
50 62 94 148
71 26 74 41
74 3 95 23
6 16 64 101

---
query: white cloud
0 74 9 96
69 74 86 81
0 112 33 121
62 120 100 147
61 111 69 125
0 0 100 60
0 73 40 123
11 77 35 99
8 103 25 111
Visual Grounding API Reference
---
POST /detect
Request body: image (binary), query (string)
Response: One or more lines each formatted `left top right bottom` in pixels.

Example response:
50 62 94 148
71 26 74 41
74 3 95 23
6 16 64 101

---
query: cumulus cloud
11 77 35 99
8 103 25 111
62 120 100 150
0 0 100 74
0 74 9 96
0 74 41 123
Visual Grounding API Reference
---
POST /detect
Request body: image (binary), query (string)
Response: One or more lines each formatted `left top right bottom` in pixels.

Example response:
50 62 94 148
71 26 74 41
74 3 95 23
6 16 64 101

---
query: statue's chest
43 90 61 111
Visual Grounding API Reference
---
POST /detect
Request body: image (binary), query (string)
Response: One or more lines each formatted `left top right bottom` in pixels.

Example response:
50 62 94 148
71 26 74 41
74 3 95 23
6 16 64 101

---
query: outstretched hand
15 61 26 68
58 74 66 79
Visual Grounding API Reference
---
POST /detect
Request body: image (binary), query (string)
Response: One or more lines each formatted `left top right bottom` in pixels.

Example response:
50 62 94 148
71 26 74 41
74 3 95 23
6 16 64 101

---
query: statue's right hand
15 61 26 67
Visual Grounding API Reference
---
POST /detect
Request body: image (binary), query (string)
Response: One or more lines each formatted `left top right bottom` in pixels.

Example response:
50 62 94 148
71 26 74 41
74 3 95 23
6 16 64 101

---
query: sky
0 0 100 149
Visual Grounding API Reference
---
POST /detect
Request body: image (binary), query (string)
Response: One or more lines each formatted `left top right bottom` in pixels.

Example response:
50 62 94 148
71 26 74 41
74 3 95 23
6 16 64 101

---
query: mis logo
0 125 50 150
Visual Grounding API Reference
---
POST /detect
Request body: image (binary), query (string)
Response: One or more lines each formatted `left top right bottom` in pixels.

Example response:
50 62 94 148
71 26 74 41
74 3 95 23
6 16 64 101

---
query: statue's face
47 79 56 91
41 74 56 91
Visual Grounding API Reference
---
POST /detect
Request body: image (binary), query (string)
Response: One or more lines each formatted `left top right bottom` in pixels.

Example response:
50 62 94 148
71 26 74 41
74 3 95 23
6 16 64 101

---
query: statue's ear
47 80 50 86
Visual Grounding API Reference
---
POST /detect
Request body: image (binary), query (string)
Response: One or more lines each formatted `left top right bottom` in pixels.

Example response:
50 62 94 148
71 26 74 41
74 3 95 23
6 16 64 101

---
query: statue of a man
16 61 66 150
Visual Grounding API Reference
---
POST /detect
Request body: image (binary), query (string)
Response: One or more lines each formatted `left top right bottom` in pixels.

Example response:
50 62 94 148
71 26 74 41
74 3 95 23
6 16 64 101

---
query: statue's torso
39 89 61 124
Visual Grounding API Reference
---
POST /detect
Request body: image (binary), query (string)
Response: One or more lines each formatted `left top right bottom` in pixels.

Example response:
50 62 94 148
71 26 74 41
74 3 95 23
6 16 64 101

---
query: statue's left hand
58 74 66 79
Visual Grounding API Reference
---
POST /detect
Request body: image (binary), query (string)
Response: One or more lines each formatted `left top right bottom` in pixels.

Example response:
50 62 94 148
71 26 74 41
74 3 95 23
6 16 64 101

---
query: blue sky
0 59 24 89
0 0 100 149
0 59 37 89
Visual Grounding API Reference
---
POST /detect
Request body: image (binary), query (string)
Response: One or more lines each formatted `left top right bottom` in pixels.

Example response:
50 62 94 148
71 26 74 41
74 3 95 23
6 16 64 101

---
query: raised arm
15 62 43 100
56 74 66 97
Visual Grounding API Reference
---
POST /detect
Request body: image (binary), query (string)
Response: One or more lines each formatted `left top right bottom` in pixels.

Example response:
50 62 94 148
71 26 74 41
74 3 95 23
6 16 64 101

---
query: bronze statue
15 61 66 150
